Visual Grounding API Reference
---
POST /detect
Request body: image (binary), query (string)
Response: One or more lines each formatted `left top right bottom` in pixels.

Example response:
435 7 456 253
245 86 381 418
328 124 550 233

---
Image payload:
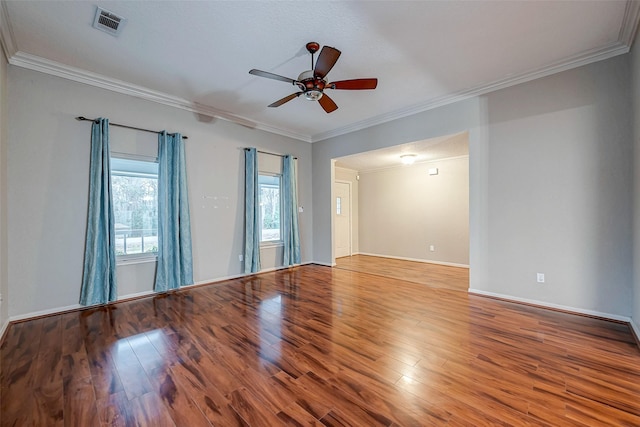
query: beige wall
334 166 359 254
358 156 469 266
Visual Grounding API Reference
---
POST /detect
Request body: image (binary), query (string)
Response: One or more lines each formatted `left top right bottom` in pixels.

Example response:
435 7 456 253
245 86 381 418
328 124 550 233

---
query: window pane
111 158 158 256
259 174 280 242
336 197 341 215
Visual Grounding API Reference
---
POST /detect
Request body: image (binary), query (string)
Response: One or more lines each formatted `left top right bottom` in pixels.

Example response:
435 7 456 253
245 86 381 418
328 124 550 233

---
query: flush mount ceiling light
400 154 416 165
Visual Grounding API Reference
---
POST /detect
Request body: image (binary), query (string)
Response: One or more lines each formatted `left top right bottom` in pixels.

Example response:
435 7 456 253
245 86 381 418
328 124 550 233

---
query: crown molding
7 51 312 143
620 0 640 46
310 40 630 142
2 0 638 145
0 1 17 60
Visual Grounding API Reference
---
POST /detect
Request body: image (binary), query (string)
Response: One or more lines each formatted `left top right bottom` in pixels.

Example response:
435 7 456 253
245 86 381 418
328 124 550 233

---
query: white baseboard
10 303 83 322
189 261 316 287
630 318 640 343
117 290 155 300
354 252 469 269
312 261 336 267
6 262 317 323
0 318 9 341
469 288 631 323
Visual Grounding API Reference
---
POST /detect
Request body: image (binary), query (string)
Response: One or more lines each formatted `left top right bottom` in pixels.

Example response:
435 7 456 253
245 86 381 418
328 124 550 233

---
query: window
259 174 281 243
111 157 158 259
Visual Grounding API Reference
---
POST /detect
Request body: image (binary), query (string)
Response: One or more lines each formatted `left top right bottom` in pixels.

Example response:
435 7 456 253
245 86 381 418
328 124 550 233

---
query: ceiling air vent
92 7 126 36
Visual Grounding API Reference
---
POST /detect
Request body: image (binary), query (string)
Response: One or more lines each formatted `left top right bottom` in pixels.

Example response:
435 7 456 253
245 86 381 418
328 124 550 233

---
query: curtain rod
76 116 188 139
245 147 297 160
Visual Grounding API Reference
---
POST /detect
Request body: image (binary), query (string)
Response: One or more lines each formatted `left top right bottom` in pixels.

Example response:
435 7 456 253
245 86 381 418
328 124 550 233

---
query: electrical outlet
239 254 243 262
537 273 545 283
429 245 435 252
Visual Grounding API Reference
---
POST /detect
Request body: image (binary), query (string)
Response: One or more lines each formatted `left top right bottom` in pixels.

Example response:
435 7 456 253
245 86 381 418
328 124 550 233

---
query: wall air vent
92 7 126 36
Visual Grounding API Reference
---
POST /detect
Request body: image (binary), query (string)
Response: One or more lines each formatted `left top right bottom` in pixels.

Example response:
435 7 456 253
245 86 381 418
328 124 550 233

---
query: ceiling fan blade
328 78 378 90
268 92 303 108
249 69 297 85
318 93 338 113
314 46 341 79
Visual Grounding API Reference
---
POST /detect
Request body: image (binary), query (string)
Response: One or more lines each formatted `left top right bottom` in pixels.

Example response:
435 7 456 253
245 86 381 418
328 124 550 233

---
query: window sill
117 255 158 266
260 242 284 249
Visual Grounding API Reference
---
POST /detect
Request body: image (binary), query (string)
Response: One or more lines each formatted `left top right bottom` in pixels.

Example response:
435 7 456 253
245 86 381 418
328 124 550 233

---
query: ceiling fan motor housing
297 70 325 100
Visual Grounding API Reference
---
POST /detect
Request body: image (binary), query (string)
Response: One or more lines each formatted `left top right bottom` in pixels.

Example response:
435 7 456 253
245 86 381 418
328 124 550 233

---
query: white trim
0 1 17 60
7 52 313 143
468 288 631 323
0 6 634 146
116 255 158 266
111 151 158 163
117 290 155 300
0 319 9 341
355 252 469 269
260 241 284 249
312 261 336 267
619 0 640 46
9 303 83 322
310 42 630 143
334 179 353 258
5 262 317 322
630 318 640 344
11 42 626 145
186 262 316 287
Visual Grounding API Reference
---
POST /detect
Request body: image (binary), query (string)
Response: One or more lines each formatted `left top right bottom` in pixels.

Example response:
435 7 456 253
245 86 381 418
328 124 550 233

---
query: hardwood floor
335 254 469 291
1 264 639 426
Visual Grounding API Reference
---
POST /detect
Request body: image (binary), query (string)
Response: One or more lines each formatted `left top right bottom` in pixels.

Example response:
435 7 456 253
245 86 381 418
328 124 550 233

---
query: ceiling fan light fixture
305 90 323 101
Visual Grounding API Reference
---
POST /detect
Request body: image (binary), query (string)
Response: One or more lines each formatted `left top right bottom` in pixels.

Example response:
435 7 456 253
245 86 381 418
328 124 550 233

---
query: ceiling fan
249 42 378 113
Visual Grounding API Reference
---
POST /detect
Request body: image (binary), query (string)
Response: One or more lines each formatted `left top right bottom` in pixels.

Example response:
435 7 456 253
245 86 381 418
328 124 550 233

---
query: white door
335 181 351 258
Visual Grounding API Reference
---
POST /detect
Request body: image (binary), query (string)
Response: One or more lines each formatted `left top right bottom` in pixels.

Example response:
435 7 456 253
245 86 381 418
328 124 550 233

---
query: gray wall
358 156 469 266
0 47 7 331
7 67 312 318
632 30 640 333
314 54 633 317
3 49 637 323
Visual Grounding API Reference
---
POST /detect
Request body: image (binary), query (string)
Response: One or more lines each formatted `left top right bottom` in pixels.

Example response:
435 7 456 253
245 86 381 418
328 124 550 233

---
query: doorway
330 132 470 287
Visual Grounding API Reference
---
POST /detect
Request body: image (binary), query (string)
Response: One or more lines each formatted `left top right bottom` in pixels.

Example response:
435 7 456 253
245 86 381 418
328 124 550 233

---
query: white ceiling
335 131 469 172
1 1 638 143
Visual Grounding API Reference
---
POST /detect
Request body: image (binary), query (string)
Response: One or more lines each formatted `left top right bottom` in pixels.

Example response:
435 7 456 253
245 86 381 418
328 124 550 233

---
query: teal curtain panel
244 148 261 273
80 118 118 305
282 155 301 266
155 132 194 292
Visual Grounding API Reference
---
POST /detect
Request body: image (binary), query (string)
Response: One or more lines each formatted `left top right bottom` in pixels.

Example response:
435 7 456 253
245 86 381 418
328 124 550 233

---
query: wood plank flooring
1 264 639 426
335 254 469 291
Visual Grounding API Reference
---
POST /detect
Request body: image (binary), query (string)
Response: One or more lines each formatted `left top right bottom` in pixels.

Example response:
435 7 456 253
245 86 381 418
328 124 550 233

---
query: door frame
334 179 353 259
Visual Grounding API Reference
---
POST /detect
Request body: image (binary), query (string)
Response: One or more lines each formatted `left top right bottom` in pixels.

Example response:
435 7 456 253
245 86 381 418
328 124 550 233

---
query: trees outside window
258 174 281 243
111 157 158 257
